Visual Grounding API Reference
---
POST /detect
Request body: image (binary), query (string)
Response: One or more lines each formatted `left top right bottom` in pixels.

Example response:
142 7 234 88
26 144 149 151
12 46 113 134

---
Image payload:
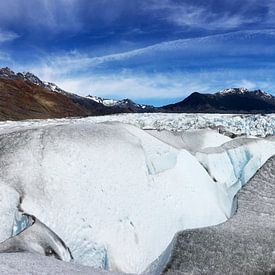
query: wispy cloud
54 73 209 100
1 0 275 104
0 0 78 32
146 0 274 30
1 0 273 37
17 28 275 102
24 29 275 80
0 29 19 43
0 0 141 34
23 65 275 101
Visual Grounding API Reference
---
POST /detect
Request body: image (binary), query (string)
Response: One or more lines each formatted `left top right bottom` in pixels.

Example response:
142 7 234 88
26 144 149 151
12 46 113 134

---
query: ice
0 185 20 242
146 128 231 152
0 113 274 137
0 122 229 273
196 138 275 204
0 114 274 273
83 113 275 137
12 211 32 236
123 124 178 174
0 213 73 263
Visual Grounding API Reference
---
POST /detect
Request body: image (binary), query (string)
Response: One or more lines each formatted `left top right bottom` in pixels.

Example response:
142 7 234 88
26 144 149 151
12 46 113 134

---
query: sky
0 0 275 106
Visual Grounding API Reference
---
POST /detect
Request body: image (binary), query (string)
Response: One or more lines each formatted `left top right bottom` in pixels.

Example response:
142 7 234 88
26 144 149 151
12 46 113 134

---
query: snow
217 87 274 99
0 114 274 273
102 99 119 106
218 87 249 94
87 96 103 104
87 96 120 107
87 96 149 109
43 82 59 92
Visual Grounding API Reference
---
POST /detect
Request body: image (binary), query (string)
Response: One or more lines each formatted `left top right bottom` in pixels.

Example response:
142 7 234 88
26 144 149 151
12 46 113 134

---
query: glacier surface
0 113 274 137
0 114 274 273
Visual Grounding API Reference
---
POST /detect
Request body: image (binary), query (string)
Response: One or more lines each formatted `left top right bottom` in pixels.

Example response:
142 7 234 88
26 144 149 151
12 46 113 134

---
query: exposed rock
163 156 275 274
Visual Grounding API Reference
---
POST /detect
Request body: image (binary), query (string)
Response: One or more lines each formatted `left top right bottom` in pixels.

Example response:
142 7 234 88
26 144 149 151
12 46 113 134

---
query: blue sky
0 0 275 105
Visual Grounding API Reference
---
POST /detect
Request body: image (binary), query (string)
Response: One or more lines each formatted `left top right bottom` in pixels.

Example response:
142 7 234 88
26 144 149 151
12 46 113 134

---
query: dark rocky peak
21 72 44 86
0 67 17 79
0 67 44 87
253 89 273 98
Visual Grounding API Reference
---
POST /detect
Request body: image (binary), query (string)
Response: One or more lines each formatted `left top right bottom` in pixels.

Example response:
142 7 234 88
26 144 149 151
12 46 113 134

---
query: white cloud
0 0 82 33
48 73 206 99
237 80 257 90
0 29 19 43
0 0 141 34
41 70 274 100
39 49 146 72
146 0 262 30
16 29 275 100
19 56 275 100
23 28 275 82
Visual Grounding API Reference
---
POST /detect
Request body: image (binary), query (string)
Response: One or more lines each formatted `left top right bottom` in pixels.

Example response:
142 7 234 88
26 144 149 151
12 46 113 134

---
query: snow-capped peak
21 73 63 93
87 95 152 109
43 81 63 93
21 72 44 86
218 87 249 95
217 87 274 99
87 96 120 106
0 67 71 95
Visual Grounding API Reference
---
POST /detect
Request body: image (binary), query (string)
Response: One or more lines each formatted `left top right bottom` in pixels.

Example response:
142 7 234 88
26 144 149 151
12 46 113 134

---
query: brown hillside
0 78 88 120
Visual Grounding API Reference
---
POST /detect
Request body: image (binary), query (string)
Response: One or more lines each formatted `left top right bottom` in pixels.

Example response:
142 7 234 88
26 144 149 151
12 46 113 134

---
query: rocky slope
0 68 111 120
0 253 124 275
0 68 154 120
0 77 87 120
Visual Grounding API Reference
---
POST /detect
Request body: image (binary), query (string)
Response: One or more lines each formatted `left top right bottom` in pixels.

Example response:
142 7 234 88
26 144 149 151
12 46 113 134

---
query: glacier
0 114 274 273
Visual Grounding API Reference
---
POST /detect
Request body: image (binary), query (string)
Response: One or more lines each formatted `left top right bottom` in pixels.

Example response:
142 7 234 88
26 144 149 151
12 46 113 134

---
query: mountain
87 95 155 112
162 88 275 113
0 68 154 120
0 68 89 120
1 67 275 121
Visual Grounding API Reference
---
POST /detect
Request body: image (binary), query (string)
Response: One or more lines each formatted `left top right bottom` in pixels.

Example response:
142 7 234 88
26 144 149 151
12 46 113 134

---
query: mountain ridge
0 67 155 120
162 88 275 113
0 67 274 120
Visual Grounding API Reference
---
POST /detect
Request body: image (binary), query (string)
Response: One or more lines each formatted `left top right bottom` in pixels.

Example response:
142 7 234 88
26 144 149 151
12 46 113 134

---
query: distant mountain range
162 88 275 113
0 67 274 120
